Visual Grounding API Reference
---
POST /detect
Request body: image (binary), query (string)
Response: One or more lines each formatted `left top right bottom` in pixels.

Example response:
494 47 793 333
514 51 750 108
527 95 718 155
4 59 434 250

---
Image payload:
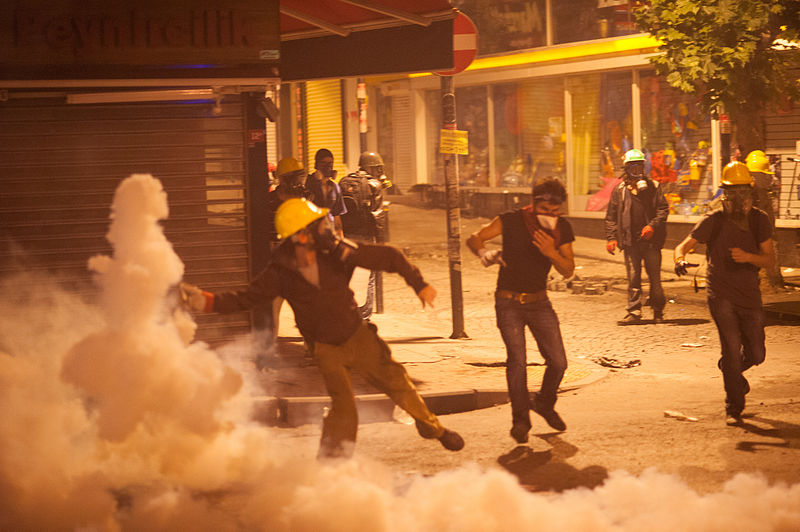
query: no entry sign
435 12 477 76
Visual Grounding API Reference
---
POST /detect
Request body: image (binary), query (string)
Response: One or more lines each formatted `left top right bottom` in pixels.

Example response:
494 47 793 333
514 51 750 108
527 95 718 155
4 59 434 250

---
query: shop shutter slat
0 96 251 345
392 94 414 192
305 80 346 176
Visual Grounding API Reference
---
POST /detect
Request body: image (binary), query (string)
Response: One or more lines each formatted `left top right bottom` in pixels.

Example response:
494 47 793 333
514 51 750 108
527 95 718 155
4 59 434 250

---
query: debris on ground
680 342 704 348
591 356 641 369
664 410 699 422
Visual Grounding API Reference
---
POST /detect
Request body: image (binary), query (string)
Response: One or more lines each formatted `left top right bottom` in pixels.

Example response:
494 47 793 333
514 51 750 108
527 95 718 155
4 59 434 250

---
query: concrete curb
252 366 609 428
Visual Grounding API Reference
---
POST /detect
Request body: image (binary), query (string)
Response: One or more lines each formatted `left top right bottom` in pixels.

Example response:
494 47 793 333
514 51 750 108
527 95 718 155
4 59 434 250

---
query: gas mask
306 218 358 262
279 170 307 198
315 159 336 179
625 161 645 182
722 186 753 219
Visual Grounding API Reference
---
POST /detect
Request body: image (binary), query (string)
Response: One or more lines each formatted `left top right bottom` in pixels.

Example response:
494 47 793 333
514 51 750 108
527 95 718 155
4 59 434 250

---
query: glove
674 260 699 277
640 225 654 240
478 248 504 267
179 282 213 312
606 240 618 255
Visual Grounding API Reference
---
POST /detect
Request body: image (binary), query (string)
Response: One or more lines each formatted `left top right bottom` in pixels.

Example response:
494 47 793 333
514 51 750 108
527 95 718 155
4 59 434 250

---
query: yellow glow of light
410 35 661 78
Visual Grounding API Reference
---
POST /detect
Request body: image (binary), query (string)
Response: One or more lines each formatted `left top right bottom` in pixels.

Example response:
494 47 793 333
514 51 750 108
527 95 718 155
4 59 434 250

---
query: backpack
339 172 382 237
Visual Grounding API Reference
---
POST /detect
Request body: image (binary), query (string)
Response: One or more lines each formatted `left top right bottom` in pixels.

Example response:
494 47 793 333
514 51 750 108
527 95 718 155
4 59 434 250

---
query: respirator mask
722 186 753 218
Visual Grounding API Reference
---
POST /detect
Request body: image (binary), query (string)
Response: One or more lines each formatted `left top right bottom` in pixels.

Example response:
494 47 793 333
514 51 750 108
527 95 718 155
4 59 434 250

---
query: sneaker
510 424 530 444
618 313 642 325
726 413 742 426
532 400 567 432
438 429 465 451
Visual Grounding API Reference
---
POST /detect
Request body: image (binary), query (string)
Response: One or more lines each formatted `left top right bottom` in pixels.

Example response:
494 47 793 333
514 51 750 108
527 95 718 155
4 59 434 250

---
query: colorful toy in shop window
601 144 616 178
670 102 699 152
688 140 709 190
665 192 682 214
650 144 679 183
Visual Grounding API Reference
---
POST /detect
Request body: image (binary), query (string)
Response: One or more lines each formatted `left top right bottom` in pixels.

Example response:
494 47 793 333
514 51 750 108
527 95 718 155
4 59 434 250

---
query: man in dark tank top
467 177 575 444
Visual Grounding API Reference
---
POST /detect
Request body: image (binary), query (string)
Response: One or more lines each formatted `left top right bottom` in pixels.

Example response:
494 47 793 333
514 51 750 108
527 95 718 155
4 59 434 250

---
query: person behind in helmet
673 161 774 425
264 158 311 351
339 151 392 319
745 150 783 288
180 198 464 458
605 148 670 324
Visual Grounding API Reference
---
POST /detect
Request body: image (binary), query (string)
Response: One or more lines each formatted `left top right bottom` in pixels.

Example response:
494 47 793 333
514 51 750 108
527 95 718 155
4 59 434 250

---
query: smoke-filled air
1 174 798 531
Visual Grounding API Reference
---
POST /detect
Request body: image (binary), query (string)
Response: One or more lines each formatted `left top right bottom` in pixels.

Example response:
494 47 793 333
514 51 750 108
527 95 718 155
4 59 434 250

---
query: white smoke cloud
1 174 798 531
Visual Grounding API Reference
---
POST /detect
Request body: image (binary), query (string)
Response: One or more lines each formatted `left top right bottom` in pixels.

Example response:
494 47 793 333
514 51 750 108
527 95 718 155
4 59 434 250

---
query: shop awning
0 0 455 86
279 0 456 81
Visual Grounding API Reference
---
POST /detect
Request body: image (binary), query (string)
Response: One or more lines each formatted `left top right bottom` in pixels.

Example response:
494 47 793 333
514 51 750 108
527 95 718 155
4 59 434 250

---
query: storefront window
493 80 565 189
569 71 633 212
453 0 546 55
554 1 640 44
455 85 490 186
639 71 713 215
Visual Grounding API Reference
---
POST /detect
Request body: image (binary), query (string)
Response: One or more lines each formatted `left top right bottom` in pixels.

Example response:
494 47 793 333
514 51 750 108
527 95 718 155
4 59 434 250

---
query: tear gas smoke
1 174 798 530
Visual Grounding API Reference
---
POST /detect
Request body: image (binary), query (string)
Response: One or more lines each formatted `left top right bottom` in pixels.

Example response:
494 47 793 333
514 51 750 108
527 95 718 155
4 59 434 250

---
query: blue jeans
708 296 766 416
623 243 665 315
495 297 568 429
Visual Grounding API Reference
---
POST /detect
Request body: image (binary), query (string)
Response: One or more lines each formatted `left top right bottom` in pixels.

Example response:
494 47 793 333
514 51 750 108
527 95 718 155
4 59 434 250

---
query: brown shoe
532 397 567 432
510 424 529 444
438 429 465 451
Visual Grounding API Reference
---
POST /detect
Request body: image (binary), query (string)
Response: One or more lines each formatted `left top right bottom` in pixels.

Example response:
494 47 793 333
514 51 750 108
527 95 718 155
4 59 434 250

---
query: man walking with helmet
181 198 464 458
605 148 670 324
674 161 774 425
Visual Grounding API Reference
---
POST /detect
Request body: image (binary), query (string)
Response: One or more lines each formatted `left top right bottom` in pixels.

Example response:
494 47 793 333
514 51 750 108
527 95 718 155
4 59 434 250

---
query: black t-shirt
690 209 771 308
629 188 652 236
497 210 575 293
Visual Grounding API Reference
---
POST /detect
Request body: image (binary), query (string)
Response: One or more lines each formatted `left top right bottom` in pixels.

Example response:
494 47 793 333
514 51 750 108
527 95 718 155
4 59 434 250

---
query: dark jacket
605 179 669 249
212 242 427 345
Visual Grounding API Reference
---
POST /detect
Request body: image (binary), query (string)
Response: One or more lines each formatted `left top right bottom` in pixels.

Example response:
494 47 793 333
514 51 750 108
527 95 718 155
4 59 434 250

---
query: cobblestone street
263 202 800 494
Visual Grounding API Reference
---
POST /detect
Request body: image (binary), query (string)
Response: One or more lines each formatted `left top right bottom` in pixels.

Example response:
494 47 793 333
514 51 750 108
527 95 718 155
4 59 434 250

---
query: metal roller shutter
304 80 346 176
0 94 251 346
392 93 414 192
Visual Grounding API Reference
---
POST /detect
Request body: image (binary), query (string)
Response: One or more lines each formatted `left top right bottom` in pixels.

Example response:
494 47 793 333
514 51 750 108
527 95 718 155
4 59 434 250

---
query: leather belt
495 289 548 304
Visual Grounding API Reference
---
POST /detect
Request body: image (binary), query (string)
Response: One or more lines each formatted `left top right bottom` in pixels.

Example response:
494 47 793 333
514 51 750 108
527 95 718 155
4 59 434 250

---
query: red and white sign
435 13 477 76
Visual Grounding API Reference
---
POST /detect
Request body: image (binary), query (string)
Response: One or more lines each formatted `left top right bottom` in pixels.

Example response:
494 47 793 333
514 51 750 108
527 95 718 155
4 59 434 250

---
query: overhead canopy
279 0 456 81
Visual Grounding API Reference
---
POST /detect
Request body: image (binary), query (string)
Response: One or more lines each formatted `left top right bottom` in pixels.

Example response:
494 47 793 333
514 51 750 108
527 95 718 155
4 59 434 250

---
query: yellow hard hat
276 157 304 178
745 150 773 174
274 198 329 239
721 161 754 187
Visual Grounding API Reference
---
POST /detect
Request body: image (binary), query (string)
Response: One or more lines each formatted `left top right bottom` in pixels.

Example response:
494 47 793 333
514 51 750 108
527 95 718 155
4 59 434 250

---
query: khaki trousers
314 321 443 457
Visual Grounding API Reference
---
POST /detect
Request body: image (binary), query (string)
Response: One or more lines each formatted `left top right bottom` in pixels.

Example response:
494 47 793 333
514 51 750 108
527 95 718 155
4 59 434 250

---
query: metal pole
358 78 383 313
441 75 467 339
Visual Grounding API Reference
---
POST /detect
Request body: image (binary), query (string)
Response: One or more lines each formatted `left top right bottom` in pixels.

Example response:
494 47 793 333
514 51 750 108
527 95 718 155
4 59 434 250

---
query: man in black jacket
605 149 670 324
181 198 464 459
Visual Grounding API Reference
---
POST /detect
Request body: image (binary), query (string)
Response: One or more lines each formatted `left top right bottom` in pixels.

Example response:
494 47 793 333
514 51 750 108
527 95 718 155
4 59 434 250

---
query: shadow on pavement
617 318 711 326
735 415 800 452
497 434 608 492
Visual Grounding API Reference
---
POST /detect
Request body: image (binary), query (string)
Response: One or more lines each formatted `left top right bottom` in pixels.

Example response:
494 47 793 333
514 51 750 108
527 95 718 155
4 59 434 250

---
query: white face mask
537 214 558 230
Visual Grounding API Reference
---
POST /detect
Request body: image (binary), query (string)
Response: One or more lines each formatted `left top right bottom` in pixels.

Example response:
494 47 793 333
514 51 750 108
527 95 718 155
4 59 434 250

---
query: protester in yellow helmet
181 197 464 458
674 161 774 425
